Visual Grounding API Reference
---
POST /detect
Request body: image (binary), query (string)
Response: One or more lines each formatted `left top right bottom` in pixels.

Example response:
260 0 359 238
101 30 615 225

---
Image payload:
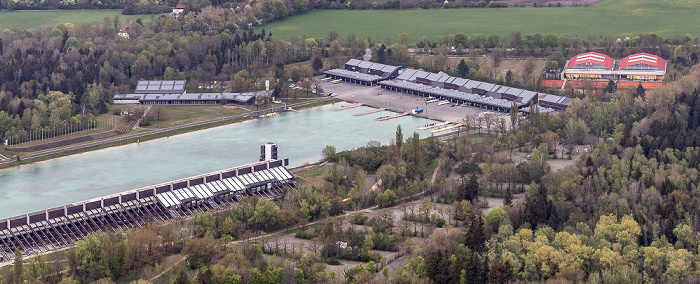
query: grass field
260 0 700 41
144 105 251 128
0 9 153 31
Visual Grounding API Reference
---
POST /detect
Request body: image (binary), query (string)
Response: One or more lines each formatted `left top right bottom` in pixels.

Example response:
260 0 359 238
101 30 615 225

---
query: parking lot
319 80 510 124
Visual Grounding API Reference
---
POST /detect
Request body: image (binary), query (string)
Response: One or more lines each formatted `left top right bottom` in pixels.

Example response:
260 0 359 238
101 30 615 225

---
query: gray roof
502 87 523 96
324 69 383 81
426 73 443 81
517 90 538 104
413 71 431 80
113 94 143 100
451 78 470 86
346 59 362 67
463 80 482 89
476 82 497 92
539 94 573 105
379 80 519 109
341 59 398 78
384 67 555 107
135 80 186 94
358 61 374 68
380 65 396 72
114 90 271 103
396 69 417 81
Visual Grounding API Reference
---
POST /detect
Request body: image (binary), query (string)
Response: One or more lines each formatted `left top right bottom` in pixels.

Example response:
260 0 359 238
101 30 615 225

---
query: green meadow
0 9 152 31
260 0 700 41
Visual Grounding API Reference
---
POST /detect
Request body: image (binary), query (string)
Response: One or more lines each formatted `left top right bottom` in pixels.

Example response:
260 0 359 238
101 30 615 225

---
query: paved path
0 98 333 165
133 105 153 130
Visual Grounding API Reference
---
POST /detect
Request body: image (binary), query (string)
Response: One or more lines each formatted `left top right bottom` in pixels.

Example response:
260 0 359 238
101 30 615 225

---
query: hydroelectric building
0 144 297 261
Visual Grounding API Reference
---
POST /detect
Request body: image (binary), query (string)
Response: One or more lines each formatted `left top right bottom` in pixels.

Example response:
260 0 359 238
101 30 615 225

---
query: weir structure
0 151 297 261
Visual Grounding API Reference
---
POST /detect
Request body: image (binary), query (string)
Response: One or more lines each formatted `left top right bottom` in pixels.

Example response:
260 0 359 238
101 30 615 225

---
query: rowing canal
0 103 443 219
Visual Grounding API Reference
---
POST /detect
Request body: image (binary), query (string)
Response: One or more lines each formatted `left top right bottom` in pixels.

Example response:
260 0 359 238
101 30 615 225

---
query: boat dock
430 123 463 133
418 121 450 130
333 103 363 111
354 108 386 116
376 113 409 121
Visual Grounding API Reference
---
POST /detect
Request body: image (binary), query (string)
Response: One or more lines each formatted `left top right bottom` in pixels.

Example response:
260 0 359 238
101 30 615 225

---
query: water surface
0 103 439 219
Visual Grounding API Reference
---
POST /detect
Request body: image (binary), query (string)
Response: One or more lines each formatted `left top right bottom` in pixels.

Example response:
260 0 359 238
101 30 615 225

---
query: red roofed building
619 53 666 80
566 52 614 70
117 20 132 39
563 52 666 81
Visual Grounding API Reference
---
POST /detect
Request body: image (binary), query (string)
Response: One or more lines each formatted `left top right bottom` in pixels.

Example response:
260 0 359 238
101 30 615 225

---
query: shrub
352 214 369 225
326 258 341 265
295 228 318 240
487 1 508 7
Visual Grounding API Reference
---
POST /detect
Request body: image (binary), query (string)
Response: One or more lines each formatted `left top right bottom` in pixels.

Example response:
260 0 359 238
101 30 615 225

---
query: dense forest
3 6 700 281
1 8 698 144
8 66 700 283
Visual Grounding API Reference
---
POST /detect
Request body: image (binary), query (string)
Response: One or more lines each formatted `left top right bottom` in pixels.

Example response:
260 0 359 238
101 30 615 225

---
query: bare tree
483 113 495 134
475 114 485 134
311 78 323 96
462 114 474 135
521 56 536 85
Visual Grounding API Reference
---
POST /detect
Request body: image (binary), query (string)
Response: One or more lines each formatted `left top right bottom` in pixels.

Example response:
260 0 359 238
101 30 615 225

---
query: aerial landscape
0 0 699 282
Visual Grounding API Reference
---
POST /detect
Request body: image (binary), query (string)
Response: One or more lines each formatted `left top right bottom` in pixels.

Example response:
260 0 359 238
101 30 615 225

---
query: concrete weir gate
0 157 297 261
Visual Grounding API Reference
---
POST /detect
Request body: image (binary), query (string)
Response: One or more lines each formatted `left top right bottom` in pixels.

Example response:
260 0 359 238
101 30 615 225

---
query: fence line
4 117 116 147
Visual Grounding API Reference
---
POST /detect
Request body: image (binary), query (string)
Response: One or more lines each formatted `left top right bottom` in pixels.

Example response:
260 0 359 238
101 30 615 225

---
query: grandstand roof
567 52 614 70
620 53 666 71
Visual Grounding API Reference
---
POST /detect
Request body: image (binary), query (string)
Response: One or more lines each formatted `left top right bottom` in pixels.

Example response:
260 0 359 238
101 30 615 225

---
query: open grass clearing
0 9 152 31
144 105 251 129
260 0 700 41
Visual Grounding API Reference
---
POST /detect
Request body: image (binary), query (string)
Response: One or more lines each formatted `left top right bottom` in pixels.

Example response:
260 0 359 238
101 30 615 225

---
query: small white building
117 20 133 39
170 4 185 18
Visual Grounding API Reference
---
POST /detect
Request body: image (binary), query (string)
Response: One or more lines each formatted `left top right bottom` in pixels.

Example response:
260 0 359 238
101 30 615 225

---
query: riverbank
0 98 341 171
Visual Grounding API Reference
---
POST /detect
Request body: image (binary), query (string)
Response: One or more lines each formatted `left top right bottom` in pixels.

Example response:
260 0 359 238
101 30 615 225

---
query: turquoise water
0 103 439 219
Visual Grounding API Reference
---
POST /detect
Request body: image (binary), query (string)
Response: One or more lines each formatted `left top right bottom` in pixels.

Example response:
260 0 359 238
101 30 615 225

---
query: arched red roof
620 53 665 71
566 52 614 70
